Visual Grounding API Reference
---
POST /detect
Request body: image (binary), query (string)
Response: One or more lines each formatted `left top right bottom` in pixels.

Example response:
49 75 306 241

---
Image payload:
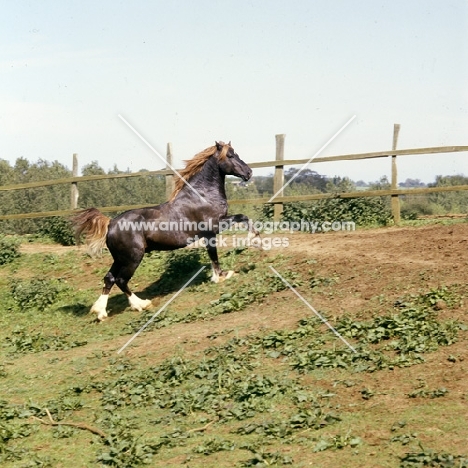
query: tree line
0 158 166 234
0 157 467 236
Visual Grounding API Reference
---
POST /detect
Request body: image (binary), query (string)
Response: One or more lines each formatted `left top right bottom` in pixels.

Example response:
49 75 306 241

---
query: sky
1 0 467 184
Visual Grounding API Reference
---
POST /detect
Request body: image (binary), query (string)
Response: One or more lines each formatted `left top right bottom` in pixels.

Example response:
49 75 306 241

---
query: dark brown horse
72 141 256 321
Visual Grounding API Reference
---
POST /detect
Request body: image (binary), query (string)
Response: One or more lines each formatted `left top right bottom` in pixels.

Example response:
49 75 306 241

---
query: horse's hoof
141 299 153 310
247 232 263 250
91 294 109 321
128 294 153 311
91 307 108 321
92 309 108 321
130 304 151 312
216 270 235 283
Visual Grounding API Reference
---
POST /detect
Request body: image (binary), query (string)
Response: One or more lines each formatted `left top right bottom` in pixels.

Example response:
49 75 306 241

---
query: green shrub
38 217 75 246
10 277 68 311
0 235 21 265
258 197 391 227
400 197 444 220
5 327 87 355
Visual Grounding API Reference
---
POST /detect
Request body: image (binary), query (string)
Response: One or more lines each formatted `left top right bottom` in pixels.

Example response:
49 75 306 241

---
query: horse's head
216 141 252 181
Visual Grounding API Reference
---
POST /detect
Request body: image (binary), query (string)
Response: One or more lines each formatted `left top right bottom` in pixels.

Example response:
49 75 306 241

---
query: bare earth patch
3 222 468 467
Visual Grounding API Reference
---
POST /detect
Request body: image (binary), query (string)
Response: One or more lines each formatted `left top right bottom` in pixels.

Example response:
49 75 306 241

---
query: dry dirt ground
21 221 467 291
127 222 468 389
21 222 468 348
21 222 468 375
13 222 468 464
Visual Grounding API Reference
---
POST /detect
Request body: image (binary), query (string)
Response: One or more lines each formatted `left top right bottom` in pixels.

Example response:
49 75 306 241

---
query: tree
399 178 425 188
0 158 71 234
252 175 273 196
79 162 113 208
369 176 391 190
428 175 468 213
285 168 327 191
325 176 356 193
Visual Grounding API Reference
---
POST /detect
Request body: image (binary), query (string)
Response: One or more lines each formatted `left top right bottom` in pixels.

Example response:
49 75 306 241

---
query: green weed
407 388 449 399
0 235 21 266
313 432 362 452
10 277 69 312
400 446 468 468
4 327 87 355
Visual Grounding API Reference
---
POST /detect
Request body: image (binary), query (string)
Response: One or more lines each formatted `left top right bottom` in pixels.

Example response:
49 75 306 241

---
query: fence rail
2 145 467 193
0 127 467 222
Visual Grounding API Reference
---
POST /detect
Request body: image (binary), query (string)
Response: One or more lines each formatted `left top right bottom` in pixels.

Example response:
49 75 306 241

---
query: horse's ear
228 140 231 146
215 141 223 151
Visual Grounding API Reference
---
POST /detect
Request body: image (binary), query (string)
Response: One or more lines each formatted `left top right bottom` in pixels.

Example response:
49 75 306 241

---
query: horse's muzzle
241 168 253 181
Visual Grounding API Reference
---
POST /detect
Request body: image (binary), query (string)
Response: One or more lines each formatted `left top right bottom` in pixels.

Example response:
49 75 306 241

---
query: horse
72 141 258 321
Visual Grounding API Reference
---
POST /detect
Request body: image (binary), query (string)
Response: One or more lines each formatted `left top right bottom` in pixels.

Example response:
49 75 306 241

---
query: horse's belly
144 231 192 251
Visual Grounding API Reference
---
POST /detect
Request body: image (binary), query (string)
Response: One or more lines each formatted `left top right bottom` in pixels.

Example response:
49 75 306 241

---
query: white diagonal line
268 115 356 203
118 114 206 201
117 266 206 354
269 266 357 353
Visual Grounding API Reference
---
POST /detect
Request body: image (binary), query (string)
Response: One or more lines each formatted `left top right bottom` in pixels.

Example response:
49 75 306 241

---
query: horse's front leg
205 233 234 283
219 214 261 245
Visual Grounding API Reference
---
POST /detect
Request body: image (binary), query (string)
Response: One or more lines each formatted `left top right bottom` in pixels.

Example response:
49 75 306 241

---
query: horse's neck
183 158 226 200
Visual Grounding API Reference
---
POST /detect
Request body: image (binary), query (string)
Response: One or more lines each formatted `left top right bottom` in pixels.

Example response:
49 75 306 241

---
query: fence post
391 124 401 224
165 143 174 200
273 134 285 221
70 153 79 210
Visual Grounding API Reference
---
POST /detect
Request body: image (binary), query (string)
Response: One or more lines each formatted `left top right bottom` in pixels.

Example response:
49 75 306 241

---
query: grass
0 227 467 467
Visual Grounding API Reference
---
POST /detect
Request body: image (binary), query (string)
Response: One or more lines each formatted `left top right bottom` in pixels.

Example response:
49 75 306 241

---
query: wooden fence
1 125 468 223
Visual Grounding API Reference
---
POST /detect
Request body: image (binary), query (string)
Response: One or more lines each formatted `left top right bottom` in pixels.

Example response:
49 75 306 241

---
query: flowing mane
170 141 231 201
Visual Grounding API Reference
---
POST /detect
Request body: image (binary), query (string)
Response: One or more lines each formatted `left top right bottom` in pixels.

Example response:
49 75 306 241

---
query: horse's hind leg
115 260 153 312
91 262 120 321
91 256 152 321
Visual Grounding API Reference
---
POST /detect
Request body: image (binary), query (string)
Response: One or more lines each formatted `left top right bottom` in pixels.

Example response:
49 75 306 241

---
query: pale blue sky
1 0 467 183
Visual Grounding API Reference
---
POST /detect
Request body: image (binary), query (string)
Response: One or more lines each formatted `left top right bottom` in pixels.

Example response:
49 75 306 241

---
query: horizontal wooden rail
228 184 468 204
0 170 170 192
0 206 156 221
1 184 468 221
247 145 468 169
1 145 467 193
1 140 467 223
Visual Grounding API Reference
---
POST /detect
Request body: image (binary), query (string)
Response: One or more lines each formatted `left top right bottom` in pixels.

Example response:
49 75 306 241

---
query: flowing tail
71 208 110 257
